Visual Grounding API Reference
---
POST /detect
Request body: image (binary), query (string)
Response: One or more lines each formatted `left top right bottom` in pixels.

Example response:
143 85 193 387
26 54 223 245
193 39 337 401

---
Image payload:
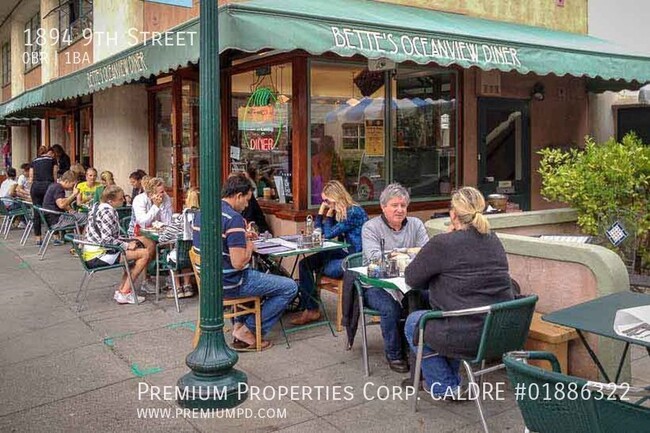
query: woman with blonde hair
292 180 368 325
403 186 514 398
92 171 116 204
128 176 172 237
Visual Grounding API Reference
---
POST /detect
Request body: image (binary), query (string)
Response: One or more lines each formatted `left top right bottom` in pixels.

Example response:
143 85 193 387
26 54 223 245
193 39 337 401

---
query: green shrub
538 133 650 271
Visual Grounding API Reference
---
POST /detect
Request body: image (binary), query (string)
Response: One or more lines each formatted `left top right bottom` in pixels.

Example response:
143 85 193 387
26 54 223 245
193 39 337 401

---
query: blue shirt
191 201 249 290
315 205 368 254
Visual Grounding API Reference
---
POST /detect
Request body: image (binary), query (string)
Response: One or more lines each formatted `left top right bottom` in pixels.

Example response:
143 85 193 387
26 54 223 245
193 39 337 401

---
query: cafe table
252 237 349 345
543 291 650 383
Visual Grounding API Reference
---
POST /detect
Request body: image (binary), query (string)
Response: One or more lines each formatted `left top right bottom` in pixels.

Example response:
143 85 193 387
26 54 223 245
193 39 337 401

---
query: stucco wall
93 0 143 61
463 69 588 210
10 126 29 168
93 84 149 192
376 0 587 33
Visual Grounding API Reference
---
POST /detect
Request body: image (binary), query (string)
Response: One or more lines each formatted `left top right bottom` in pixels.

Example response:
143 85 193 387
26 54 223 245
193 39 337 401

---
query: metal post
177 0 248 409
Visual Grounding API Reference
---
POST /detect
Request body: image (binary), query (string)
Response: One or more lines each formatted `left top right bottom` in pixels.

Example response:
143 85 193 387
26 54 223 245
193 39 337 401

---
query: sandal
231 338 273 352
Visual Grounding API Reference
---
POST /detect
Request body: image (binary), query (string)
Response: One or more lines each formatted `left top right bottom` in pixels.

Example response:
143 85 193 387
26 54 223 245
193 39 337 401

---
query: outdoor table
349 266 426 314
543 291 650 383
253 237 349 338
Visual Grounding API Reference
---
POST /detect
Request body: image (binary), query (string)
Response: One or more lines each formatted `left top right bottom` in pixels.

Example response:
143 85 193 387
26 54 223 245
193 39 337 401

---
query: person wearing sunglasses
292 180 368 325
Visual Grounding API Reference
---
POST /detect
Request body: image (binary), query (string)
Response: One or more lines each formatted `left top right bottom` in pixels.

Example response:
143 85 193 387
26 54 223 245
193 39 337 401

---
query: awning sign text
331 26 521 67
87 51 148 91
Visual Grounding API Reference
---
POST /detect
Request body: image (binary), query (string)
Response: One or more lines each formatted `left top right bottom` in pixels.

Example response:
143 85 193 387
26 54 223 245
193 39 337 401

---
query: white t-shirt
17 173 29 189
0 178 17 206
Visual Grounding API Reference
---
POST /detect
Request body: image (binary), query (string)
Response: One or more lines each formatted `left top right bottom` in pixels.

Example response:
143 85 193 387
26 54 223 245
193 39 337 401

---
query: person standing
30 146 58 245
51 144 71 178
361 183 429 373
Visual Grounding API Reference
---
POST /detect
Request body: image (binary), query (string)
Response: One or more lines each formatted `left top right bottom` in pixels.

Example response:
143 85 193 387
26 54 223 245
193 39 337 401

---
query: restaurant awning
3 0 650 119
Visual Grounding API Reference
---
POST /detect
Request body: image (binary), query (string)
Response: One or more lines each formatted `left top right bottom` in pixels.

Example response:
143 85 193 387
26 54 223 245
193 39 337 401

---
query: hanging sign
365 119 385 156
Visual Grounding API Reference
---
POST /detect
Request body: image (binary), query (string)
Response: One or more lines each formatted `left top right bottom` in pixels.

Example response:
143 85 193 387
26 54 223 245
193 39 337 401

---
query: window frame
58 0 93 49
24 12 41 71
1 42 10 87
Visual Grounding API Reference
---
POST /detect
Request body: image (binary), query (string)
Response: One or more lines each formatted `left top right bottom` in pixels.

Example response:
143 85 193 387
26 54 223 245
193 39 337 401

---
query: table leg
577 330 611 382
614 343 630 383
155 245 160 303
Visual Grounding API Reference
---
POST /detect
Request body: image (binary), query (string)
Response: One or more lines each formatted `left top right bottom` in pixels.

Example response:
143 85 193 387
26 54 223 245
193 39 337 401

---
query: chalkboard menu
274 173 293 204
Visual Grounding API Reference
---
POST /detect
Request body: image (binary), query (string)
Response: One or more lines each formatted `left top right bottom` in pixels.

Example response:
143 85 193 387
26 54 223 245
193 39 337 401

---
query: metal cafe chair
0 198 29 240
504 351 650 433
17 200 35 245
68 234 138 312
34 206 85 260
411 295 538 433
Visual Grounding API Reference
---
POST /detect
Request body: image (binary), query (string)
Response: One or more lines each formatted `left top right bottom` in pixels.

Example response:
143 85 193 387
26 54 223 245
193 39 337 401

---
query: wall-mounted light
531 82 545 101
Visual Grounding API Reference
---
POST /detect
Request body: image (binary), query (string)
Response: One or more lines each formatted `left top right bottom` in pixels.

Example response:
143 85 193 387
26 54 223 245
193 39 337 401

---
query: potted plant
538 133 650 275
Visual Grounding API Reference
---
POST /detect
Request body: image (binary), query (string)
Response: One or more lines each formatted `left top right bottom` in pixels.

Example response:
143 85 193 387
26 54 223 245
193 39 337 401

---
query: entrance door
478 98 530 210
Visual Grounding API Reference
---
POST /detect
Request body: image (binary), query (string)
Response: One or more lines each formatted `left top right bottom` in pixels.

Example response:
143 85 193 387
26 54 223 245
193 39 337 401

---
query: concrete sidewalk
0 234 647 433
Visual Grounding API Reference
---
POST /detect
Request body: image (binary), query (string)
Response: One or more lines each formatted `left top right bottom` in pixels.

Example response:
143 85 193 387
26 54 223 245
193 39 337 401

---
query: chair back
189 248 201 288
473 295 537 363
68 234 95 273
170 239 193 271
341 252 364 271
503 352 650 433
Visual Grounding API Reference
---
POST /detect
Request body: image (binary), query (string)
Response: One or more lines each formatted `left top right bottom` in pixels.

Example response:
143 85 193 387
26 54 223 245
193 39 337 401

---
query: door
478 98 530 210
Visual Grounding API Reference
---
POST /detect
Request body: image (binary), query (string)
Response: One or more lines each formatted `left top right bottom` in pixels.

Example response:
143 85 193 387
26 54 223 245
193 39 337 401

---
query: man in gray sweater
361 183 429 373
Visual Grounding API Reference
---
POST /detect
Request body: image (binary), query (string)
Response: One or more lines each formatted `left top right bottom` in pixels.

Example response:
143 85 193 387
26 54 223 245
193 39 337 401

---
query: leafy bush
538 133 650 271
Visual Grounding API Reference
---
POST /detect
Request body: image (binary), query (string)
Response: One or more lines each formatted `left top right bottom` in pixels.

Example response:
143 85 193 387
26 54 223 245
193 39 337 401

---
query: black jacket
341 270 361 349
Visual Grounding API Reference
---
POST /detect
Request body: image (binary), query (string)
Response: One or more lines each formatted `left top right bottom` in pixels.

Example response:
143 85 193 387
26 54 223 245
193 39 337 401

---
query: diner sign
331 26 521 68
87 51 148 91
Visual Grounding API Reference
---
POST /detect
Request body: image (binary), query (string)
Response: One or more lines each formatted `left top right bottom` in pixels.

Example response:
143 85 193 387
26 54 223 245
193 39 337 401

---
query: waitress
30 146 58 245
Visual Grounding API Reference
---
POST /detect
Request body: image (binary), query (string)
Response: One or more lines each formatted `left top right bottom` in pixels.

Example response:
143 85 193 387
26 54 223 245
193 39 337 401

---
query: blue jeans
405 310 461 396
298 250 347 310
225 269 298 337
364 286 405 361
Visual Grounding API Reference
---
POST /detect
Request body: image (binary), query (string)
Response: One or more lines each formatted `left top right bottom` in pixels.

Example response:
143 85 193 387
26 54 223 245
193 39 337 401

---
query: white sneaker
114 290 146 305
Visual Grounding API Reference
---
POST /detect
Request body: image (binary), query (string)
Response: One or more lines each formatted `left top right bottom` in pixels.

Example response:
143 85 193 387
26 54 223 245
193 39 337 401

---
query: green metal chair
34 206 85 260
504 351 650 433
345 252 402 377
411 295 538 433
18 200 34 245
68 234 138 312
0 198 29 239
153 238 194 313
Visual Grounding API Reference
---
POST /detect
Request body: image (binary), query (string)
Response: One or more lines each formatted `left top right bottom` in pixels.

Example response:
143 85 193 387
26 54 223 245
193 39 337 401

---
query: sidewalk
0 234 647 432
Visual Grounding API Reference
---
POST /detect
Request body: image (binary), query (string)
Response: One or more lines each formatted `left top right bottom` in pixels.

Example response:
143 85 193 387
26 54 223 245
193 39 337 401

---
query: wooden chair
189 248 262 351
317 275 345 332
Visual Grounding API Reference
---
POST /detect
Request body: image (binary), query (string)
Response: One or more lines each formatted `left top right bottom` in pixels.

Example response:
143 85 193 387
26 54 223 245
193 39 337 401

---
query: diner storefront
2 0 650 226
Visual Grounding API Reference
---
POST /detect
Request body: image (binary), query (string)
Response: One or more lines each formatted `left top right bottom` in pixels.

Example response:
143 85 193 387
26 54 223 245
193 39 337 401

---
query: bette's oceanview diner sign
331 26 521 68
87 52 148 91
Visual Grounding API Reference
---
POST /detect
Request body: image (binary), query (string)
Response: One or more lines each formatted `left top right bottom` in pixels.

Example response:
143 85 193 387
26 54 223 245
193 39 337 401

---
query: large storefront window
309 61 457 205
309 62 387 204
391 68 457 199
231 63 292 202
181 80 199 195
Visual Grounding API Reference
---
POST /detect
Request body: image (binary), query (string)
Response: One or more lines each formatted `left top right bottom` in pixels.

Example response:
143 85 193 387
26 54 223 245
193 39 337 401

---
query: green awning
0 18 199 119
4 0 650 118
222 0 650 83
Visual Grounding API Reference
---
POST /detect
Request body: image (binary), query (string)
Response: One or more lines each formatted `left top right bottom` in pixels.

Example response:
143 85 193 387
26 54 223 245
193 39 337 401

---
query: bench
525 312 578 374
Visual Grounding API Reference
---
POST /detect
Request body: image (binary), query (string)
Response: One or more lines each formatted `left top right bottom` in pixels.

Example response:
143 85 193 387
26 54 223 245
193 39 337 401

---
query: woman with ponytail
402 186 514 399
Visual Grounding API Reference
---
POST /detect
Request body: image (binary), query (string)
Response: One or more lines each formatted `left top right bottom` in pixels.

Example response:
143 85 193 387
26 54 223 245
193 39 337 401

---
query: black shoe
387 358 409 373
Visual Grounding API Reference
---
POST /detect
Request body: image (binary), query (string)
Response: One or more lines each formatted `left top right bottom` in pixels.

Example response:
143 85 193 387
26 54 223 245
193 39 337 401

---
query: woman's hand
326 208 335 218
151 193 163 207
318 202 328 215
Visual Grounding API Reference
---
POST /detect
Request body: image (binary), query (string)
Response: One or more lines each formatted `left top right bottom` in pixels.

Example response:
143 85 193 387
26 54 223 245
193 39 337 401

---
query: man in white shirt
128 177 173 236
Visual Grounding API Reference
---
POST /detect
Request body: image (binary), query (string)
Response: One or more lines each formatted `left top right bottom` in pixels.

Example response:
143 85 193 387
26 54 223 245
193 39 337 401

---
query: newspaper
613 305 650 343
349 266 412 303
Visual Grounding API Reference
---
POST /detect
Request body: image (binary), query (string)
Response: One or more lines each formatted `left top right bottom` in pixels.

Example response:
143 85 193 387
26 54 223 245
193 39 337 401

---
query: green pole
177 0 248 409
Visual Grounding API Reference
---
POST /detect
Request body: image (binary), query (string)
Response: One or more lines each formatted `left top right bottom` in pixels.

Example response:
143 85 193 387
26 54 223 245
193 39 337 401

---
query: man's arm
229 240 255 270
56 187 79 211
361 221 381 263
414 218 430 247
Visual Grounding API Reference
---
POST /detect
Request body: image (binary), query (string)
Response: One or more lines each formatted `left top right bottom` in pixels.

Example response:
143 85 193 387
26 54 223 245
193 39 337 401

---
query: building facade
0 0 647 233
